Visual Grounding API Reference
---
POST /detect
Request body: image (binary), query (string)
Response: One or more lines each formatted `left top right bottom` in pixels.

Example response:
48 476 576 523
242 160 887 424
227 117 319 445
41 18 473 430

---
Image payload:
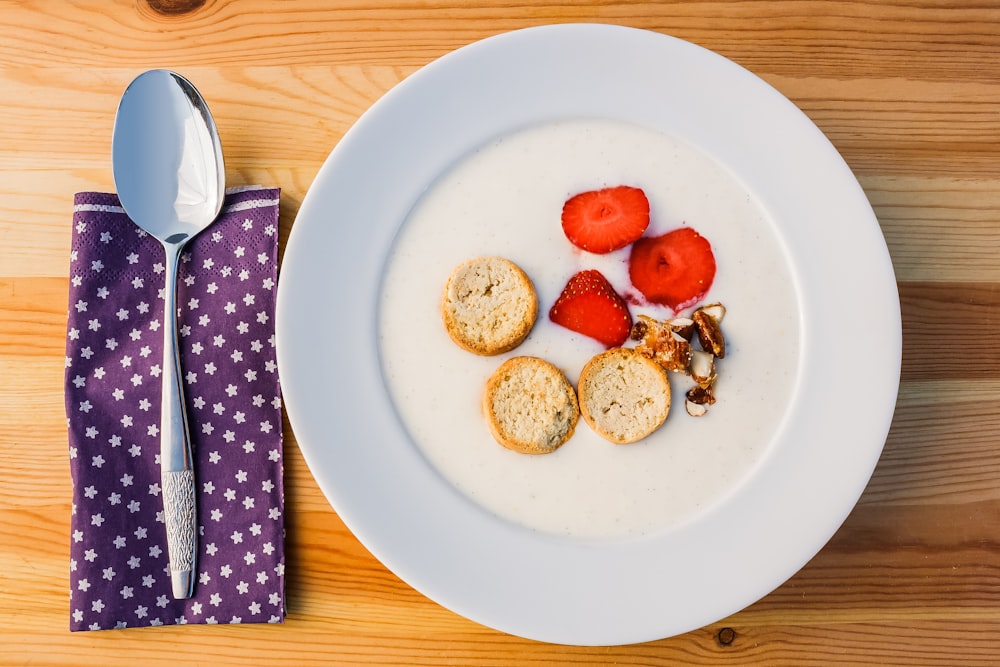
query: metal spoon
112 70 225 599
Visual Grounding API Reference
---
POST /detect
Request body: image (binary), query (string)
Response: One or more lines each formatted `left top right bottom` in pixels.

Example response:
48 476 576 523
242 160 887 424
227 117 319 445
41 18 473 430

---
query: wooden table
3 1 999 664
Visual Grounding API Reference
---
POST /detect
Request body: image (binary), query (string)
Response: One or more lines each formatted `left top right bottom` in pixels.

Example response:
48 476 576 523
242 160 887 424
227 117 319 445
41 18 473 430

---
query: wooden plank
900 282 1000 381
2 0 999 73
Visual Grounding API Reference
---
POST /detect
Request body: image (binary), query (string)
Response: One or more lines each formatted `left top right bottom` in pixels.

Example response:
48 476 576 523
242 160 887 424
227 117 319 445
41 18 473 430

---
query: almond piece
667 317 695 341
689 350 716 386
685 400 708 417
693 308 726 359
699 302 726 323
686 383 716 406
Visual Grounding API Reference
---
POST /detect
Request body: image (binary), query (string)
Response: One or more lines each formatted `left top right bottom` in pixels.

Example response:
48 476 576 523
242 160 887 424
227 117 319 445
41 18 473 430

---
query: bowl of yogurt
277 23 900 645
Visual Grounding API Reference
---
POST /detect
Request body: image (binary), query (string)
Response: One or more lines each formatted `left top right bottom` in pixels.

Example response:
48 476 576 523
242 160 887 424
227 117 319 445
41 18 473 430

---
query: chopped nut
686 383 716 406
629 319 649 341
685 400 708 417
693 308 726 359
630 300 729 424
632 314 691 372
699 302 726 323
689 350 716 386
667 317 695 341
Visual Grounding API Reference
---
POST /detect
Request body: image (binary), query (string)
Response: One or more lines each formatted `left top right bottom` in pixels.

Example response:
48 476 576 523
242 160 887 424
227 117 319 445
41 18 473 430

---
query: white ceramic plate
276 24 901 645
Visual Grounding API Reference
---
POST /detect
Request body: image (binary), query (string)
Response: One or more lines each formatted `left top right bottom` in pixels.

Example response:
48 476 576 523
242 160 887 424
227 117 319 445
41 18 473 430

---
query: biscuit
577 347 671 444
442 256 537 356
483 356 579 455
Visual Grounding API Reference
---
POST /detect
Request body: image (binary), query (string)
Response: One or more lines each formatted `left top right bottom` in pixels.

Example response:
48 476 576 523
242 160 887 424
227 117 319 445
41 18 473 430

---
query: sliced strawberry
628 227 716 312
561 186 650 254
549 269 632 347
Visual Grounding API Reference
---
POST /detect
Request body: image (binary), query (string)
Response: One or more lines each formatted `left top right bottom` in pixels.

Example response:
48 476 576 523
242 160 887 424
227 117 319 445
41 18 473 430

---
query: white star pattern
65 190 284 631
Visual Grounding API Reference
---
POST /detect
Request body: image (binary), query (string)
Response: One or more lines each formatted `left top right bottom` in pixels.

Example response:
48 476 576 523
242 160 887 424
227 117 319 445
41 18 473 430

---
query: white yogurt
378 119 800 539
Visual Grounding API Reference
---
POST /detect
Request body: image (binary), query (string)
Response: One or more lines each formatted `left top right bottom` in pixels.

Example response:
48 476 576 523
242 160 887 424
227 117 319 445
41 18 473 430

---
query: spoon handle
160 241 198 599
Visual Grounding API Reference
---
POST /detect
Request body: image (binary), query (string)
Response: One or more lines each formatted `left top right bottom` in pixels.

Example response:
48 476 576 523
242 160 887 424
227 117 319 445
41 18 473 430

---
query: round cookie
442 256 537 356
578 347 671 444
483 356 579 455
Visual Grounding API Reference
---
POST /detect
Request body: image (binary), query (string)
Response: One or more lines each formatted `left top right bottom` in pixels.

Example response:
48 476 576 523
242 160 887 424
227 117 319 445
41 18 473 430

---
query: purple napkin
64 187 285 630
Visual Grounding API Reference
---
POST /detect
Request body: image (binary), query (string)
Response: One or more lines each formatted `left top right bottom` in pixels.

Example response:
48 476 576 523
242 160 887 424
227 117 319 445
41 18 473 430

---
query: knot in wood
717 627 737 646
144 0 207 15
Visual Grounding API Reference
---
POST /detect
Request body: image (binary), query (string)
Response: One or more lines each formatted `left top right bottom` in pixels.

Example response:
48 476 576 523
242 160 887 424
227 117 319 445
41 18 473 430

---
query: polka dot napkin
64 187 285 630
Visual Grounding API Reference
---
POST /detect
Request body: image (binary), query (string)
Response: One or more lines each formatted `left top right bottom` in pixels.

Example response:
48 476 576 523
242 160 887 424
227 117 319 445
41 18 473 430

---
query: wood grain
900 282 1000 380
4 0 1000 664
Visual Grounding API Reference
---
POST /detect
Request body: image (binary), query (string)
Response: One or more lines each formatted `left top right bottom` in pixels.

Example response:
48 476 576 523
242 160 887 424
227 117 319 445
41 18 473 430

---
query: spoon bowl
112 69 226 599
114 70 225 242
